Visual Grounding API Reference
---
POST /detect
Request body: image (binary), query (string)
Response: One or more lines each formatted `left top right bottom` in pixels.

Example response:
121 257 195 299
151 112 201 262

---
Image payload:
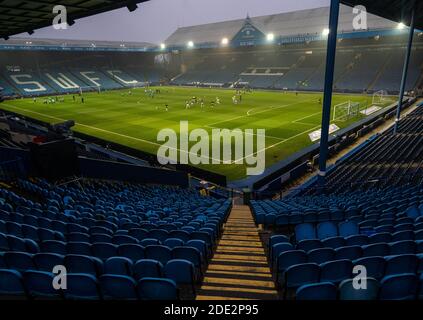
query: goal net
333 101 360 121
372 90 389 105
78 85 101 95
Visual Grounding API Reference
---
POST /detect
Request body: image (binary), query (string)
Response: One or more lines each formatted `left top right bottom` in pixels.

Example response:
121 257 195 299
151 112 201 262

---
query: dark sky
17 0 330 44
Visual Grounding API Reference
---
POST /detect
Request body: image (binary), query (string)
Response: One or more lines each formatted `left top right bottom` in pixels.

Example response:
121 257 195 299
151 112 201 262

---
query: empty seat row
276 252 423 289
0 269 179 300
296 274 423 300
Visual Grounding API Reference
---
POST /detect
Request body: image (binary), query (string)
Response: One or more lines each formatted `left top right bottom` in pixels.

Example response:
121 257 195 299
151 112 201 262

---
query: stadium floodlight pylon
372 90 389 105
332 100 360 121
79 85 101 95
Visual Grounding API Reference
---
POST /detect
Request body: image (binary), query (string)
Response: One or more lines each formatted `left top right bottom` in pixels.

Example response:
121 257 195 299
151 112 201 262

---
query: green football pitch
0 86 394 181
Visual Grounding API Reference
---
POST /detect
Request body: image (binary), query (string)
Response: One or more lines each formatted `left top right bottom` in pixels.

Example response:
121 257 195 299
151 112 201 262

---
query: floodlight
397 22 406 29
322 28 330 36
221 37 229 45
266 33 275 41
160 43 166 50
187 41 194 48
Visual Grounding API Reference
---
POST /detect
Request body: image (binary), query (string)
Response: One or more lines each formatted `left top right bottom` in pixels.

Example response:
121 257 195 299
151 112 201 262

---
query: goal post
78 85 101 95
333 101 360 121
372 90 389 105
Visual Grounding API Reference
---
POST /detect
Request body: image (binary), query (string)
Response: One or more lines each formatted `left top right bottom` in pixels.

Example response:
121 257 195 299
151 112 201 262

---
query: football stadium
0 0 423 308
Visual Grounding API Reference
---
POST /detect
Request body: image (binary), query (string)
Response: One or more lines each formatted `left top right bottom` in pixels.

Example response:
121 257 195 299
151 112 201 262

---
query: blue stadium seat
64 254 103 276
281 263 320 292
164 259 196 292
66 241 92 256
296 282 337 300
133 259 163 280
317 222 338 240
23 270 62 300
104 257 133 276
384 254 418 276
99 274 138 300
91 242 118 260
164 238 185 249
33 253 64 272
0 269 27 299
320 259 353 284
118 244 145 261
172 247 203 272
295 223 316 242
353 256 386 280
307 247 336 264
339 277 379 300
379 273 418 300
297 239 322 252
335 245 363 260
138 277 178 300
4 252 36 273
64 273 101 300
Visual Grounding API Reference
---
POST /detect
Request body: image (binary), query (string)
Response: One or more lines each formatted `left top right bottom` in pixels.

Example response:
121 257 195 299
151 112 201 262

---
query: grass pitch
0 86 394 180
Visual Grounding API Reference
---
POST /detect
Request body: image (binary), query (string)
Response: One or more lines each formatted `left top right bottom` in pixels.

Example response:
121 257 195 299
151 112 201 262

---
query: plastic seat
0 269 26 299
138 277 178 300
118 244 145 261
64 254 103 276
40 240 67 255
4 252 36 273
339 277 379 300
66 241 92 256
144 245 172 266
99 274 138 300
91 242 118 260
64 273 101 300
163 238 185 249
271 243 294 269
379 273 418 300
276 250 307 283
103 257 133 276
317 222 338 240
338 221 359 237
112 235 139 245
133 259 163 280
164 259 196 291
296 239 322 252
295 223 316 242
307 247 336 264
321 236 345 249
384 254 418 276
140 238 160 246
320 259 353 284
23 270 62 299
362 243 390 257
172 247 203 272
345 234 368 246
335 245 363 260
296 282 337 300
33 253 64 272
389 240 416 255
90 233 113 243
281 263 320 291
353 256 386 280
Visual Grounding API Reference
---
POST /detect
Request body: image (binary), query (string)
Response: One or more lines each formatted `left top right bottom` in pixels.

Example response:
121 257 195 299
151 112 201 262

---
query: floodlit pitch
0 86 395 180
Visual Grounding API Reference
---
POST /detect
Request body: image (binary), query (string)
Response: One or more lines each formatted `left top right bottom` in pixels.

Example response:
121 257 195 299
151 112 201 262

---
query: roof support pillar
394 1 417 134
317 0 340 188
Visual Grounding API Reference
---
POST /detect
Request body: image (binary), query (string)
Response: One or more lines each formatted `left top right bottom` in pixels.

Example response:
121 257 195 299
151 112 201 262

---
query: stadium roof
165 4 398 46
0 0 150 39
341 0 423 30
